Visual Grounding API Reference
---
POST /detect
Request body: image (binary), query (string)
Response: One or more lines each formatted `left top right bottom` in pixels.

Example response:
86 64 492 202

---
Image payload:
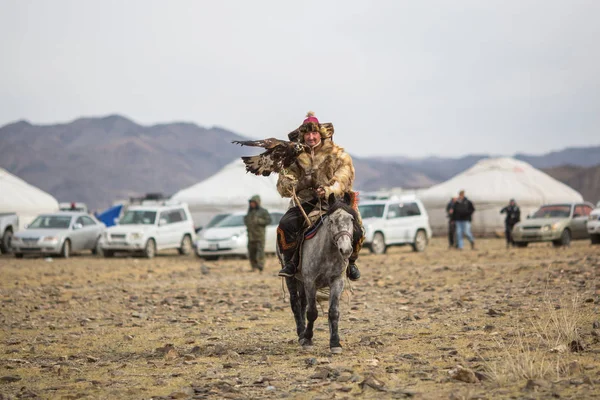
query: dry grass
1 238 598 399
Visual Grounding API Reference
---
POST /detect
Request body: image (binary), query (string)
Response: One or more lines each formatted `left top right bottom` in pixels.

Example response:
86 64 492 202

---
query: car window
574 205 588 217
159 211 171 224
81 216 96 226
387 204 401 219
177 208 188 221
270 212 283 225
120 210 157 225
75 217 85 226
358 204 385 219
215 214 245 227
205 214 230 229
29 215 72 229
582 205 593 216
168 210 184 223
401 203 421 217
532 205 571 218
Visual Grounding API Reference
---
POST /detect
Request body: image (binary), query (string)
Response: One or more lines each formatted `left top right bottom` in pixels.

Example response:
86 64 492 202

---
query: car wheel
591 234 600 245
1 228 13 254
61 239 71 258
178 235 192 255
553 229 571 247
514 241 528 248
370 232 386 254
15 253 23 259
144 239 156 259
103 250 115 258
411 230 427 252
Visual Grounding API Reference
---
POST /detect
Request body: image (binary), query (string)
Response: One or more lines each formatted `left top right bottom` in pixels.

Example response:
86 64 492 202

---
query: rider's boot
346 258 361 281
278 247 297 278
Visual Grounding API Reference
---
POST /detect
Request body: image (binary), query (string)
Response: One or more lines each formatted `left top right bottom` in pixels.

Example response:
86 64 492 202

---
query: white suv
100 203 195 258
588 206 600 245
359 196 432 253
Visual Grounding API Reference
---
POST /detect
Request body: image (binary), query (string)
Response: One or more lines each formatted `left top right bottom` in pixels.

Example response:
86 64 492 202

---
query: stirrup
278 262 296 278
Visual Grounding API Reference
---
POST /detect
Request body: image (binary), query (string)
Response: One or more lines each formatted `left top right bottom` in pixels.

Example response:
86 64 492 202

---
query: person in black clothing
500 199 521 248
452 190 476 250
446 197 457 248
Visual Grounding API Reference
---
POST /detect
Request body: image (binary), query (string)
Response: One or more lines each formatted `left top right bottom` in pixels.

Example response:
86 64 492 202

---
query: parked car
11 212 105 258
0 212 19 254
588 206 600 245
512 202 595 247
358 196 432 254
194 213 231 235
196 211 284 260
100 203 195 258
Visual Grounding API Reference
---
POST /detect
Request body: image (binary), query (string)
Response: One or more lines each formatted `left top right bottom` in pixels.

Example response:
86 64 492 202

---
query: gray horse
281 199 356 354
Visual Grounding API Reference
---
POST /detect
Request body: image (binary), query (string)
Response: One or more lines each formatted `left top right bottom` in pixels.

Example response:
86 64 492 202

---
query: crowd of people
446 192 521 250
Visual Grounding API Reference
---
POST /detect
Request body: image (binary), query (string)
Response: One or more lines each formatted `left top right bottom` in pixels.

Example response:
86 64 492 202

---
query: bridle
333 230 353 243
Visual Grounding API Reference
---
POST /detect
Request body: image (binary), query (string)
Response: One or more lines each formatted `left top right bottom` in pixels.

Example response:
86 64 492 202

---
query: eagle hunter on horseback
233 111 365 352
232 111 364 281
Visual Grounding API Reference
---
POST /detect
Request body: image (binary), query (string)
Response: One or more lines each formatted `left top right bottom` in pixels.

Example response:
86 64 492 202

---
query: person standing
446 197 457 249
452 190 475 250
500 199 521 248
244 195 271 272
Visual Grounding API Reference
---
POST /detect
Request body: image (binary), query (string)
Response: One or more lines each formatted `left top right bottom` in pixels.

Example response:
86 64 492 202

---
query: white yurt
419 158 583 236
0 168 60 228
171 159 290 226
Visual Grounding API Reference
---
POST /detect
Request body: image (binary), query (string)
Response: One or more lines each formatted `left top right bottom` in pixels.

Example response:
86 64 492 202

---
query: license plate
111 241 127 246
209 243 219 250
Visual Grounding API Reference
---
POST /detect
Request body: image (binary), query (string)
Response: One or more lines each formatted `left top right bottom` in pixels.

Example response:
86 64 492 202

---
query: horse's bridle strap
333 231 353 242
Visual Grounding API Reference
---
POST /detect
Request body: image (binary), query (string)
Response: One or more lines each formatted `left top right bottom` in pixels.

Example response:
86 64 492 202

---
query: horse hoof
330 347 343 354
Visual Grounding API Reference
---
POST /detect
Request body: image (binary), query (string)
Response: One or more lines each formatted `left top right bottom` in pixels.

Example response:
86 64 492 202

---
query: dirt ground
1 238 599 400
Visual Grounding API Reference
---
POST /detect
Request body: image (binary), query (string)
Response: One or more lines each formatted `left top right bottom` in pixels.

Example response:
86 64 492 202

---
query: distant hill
0 115 432 210
379 146 600 182
543 164 600 204
0 115 249 210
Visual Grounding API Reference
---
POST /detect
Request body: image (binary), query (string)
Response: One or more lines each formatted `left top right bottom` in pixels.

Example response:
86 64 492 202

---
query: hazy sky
1 0 599 158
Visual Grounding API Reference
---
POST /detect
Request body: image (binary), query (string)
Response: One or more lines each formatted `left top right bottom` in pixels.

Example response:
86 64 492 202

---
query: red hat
303 111 319 125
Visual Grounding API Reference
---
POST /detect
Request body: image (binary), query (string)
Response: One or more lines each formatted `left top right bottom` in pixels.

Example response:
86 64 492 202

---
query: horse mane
325 194 361 233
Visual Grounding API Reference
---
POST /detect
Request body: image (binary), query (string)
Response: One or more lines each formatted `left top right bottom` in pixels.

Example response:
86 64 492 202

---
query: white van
100 203 195 258
359 196 432 253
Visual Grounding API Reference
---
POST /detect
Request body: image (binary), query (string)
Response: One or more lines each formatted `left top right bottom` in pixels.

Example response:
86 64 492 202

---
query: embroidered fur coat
276 139 355 204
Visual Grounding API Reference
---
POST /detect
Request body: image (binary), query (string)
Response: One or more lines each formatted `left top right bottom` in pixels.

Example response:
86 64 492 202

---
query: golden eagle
232 138 307 176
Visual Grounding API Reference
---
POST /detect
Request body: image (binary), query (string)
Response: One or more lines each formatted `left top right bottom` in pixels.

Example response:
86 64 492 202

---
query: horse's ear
343 192 352 204
328 193 336 204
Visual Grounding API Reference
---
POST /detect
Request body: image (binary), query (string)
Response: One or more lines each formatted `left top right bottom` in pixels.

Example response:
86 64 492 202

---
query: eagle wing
232 138 304 176
231 138 286 149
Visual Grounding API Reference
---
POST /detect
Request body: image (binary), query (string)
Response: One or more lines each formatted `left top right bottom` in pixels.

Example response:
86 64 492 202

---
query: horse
280 197 356 354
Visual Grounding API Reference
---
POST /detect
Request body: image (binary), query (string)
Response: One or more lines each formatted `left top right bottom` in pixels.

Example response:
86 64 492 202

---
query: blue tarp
95 204 123 227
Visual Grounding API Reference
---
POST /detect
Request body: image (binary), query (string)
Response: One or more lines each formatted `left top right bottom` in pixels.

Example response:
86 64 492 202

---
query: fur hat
288 111 334 143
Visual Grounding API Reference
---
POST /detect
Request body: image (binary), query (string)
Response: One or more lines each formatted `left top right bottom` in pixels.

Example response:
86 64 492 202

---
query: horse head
326 202 355 260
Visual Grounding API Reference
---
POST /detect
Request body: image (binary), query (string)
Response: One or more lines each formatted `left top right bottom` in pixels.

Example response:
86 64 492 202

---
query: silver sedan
12 212 105 258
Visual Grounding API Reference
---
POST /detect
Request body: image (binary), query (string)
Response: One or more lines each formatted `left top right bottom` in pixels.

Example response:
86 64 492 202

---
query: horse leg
328 277 344 354
285 277 305 339
300 283 317 348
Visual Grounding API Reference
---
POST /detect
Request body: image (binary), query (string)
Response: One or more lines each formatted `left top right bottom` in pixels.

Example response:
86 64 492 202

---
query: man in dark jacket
244 195 272 272
452 190 475 250
500 199 521 248
446 197 457 249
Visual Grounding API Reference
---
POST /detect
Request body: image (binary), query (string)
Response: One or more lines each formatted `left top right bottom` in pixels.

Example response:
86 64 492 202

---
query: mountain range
1 115 599 209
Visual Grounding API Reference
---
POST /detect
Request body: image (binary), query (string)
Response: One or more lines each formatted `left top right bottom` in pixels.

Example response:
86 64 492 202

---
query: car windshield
358 204 386 219
29 215 72 229
120 210 157 225
206 214 230 229
532 205 572 219
215 214 245 228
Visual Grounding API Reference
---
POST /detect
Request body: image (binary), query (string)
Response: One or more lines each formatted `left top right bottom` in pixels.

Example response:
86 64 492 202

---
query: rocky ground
1 238 599 400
